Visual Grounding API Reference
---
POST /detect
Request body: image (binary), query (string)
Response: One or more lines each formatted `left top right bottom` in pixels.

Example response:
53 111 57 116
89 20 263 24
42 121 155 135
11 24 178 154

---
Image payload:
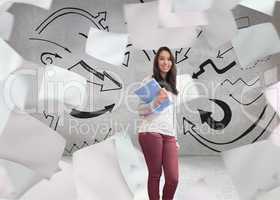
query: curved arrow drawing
197 99 232 130
175 48 191 64
40 52 62 65
192 59 236 79
35 7 108 34
70 104 115 118
29 37 71 53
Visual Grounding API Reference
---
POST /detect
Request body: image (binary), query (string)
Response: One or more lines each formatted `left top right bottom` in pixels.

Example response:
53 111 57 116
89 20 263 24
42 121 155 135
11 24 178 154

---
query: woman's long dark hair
152 46 179 95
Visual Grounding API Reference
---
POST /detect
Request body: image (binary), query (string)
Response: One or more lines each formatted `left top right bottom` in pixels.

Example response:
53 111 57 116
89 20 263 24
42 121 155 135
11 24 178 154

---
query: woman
137 46 179 200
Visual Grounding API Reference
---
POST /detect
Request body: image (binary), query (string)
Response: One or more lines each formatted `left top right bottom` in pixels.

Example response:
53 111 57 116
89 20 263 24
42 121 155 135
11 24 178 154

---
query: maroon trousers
138 132 179 200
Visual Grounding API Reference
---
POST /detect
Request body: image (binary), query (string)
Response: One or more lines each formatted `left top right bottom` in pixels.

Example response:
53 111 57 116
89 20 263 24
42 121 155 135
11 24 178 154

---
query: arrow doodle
35 8 109 34
68 60 122 92
192 59 236 79
229 93 263 106
217 46 233 59
175 48 191 64
43 111 60 130
29 38 71 53
197 99 232 130
70 104 115 118
40 52 62 65
183 117 221 152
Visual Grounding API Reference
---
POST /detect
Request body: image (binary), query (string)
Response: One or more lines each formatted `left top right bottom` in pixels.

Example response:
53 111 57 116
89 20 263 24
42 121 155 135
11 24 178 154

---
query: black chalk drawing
40 52 62 65
183 117 221 152
252 112 277 142
241 56 271 70
229 93 263 106
175 48 191 64
142 49 157 61
183 104 275 152
140 0 145 3
68 60 122 92
197 99 232 130
220 77 259 86
43 110 60 130
235 16 250 29
29 37 72 53
216 46 233 59
70 104 115 118
65 128 112 155
122 43 132 67
192 59 236 79
78 32 88 38
35 8 108 34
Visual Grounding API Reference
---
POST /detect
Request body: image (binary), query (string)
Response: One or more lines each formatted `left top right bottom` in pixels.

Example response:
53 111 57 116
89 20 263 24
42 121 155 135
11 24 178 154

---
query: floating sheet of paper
73 138 133 200
124 1 197 50
0 38 22 80
0 112 66 178
239 0 276 16
114 134 147 195
264 81 280 116
222 140 280 200
38 65 87 111
20 160 77 200
204 0 238 48
0 159 42 200
0 12 14 41
158 0 208 28
172 0 213 12
269 124 280 147
256 186 280 200
0 0 53 10
86 28 128 66
232 23 280 67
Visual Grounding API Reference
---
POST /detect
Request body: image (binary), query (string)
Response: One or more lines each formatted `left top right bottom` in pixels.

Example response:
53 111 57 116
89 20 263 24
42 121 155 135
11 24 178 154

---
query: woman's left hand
176 141 180 150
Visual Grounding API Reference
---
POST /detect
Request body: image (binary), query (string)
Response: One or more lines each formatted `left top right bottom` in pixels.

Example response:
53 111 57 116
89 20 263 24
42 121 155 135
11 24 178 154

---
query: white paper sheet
203 0 238 48
0 0 53 10
239 0 276 16
124 1 197 50
0 12 14 41
172 0 213 12
73 138 133 200
114 134 147 195
222 140 280 200
0 112 66 178
0 38 23 80
86 28 128 66
158 0 208 28
38 65 87 111
20 160 77 200
256 186 280 200
0 159 42 199
232 23 280 67
264 80 280 116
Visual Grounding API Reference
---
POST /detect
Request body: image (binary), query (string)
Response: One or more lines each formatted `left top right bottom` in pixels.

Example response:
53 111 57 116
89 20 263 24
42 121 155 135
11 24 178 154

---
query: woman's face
158 50 172 74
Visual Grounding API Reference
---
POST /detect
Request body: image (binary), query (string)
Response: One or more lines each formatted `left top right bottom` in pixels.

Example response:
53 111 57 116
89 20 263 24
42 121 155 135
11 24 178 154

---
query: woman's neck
160 72 167 80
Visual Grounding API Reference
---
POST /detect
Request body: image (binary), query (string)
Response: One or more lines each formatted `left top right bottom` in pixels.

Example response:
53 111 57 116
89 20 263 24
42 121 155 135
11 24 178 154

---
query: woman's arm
137 98 159 116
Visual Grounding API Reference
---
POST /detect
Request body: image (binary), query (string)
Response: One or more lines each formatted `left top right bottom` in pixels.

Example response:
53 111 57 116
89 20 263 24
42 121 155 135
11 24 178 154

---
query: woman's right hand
154 88 168 107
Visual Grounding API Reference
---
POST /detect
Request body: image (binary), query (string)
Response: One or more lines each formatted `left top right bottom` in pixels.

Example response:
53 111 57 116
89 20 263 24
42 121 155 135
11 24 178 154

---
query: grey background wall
6 0 280 155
